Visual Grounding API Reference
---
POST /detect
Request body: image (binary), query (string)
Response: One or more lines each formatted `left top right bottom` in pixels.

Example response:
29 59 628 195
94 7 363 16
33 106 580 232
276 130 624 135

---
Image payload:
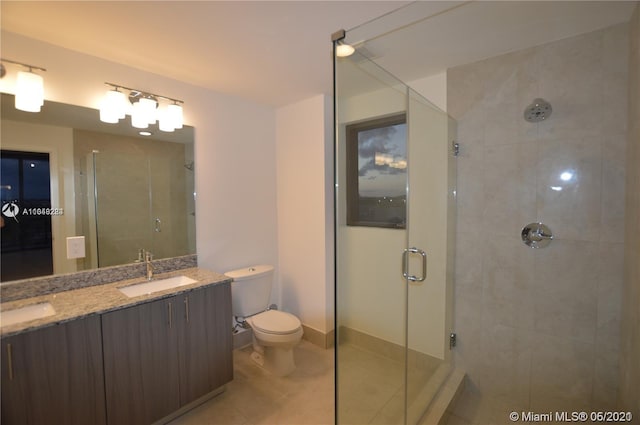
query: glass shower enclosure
334 37 457 424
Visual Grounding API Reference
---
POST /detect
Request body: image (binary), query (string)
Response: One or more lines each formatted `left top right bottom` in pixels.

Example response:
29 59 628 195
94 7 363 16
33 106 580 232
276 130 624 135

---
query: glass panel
335 49 408 425
94 151 152 267
91 138 194 269
405 89 456 424
335 42 456 425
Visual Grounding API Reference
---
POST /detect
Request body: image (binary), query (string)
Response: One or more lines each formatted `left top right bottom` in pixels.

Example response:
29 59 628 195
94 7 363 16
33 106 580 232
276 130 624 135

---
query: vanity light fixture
167 102 183 129
100 82 185 133
0 58 46 113
99 87 128 124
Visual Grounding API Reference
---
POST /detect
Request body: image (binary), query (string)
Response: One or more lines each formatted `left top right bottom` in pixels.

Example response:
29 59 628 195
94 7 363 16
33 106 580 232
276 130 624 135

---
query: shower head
524 98 552 122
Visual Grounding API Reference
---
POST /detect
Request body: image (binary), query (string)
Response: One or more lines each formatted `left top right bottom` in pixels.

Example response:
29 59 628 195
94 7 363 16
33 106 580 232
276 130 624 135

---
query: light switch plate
66 236 86 259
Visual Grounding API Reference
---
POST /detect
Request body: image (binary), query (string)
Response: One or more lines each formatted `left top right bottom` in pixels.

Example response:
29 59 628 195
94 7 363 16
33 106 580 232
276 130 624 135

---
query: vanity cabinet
0 315 106 425
101 282 233 425
177 282 234 405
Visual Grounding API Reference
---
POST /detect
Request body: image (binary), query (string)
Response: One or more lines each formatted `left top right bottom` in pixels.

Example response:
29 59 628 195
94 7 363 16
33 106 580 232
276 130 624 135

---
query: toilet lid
250 310 301 335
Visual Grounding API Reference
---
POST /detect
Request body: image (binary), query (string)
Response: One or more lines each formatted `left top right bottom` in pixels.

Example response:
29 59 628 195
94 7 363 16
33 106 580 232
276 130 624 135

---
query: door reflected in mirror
1 150 54 280
0 93 196 283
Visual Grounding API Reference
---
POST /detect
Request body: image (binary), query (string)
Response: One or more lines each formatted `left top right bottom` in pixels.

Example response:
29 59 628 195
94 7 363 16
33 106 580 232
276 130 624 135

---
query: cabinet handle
7 343 14 381
184 297 190 323
167 302 173 329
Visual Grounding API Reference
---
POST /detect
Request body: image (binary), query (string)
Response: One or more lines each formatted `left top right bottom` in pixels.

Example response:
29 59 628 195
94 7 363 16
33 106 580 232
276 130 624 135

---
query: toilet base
250 338 297 376
250 350 264 366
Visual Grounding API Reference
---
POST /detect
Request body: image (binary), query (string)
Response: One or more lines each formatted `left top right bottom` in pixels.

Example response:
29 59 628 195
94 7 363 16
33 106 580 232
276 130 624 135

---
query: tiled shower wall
448 23 628 416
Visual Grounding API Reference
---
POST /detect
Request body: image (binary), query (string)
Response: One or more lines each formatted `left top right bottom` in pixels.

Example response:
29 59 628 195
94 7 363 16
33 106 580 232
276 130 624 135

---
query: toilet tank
224 265 274 318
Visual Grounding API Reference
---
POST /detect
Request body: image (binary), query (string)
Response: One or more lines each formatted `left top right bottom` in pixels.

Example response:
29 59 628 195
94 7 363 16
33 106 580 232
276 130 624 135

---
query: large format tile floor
169 340 335 425
337 343 442 425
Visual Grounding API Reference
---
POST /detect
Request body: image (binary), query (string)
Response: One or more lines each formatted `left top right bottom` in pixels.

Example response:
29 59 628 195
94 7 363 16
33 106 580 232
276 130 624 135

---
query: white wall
408 71 447 112
1 31 278 284
336 84 407 347
275 94 334 334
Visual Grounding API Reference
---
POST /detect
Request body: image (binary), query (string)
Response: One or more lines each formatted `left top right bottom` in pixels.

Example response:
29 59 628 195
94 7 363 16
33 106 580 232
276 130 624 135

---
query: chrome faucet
145 251 154 280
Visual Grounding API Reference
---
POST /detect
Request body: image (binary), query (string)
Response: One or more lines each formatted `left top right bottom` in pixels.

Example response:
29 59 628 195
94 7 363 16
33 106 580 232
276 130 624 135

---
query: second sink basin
1 302 56 328
118 275 197 298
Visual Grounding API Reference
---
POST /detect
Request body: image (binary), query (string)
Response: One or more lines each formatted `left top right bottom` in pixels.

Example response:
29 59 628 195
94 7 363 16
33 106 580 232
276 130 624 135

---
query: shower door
93 151 154 267
335 48 455 424
90 149 190 268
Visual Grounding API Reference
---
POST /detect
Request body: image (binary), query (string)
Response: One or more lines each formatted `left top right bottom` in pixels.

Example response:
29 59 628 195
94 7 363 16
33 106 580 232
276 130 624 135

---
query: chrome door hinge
452 141 460 157
449 332 457 349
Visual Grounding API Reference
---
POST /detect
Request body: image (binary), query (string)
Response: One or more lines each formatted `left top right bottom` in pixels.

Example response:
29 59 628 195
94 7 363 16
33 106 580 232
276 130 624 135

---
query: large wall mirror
0 93 196 283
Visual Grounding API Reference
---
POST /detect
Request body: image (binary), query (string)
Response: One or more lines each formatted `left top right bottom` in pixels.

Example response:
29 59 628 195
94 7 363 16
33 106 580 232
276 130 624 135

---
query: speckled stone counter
1 267 231 338
1 254 198 302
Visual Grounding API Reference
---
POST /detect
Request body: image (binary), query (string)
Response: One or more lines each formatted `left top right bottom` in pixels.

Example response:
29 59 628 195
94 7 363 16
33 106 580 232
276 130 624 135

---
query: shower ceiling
348 1 636 84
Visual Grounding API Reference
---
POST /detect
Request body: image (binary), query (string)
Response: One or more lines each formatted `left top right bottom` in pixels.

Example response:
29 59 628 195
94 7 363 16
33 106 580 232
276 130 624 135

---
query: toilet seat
250 310 301 335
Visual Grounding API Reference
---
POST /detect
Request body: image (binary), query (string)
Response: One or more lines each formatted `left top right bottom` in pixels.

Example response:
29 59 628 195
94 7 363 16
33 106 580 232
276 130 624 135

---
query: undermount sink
1 302 56 327
118 275 197 298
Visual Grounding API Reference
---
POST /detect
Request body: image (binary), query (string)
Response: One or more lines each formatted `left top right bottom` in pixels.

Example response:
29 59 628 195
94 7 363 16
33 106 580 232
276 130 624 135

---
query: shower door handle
402 247 427 282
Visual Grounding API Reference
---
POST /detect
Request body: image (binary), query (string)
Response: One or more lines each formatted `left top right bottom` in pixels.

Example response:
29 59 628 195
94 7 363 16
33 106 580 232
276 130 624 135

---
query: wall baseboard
233 324 335 350
338 325 442 370
302 325 335 349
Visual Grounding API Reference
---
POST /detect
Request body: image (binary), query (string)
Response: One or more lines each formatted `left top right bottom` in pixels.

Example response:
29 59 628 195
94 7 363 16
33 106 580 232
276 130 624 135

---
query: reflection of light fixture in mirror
1 58 47 113
560 171 574 181
99 82 184 133
139 131 152 136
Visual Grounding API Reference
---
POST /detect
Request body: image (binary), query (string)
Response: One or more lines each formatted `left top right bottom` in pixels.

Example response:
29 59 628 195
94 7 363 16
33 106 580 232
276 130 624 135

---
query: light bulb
158 107 175 132
99 89 127 123
131 101 149 129
167 103 183 129
336 43 355 57
139 97 157 125
15 70 44 112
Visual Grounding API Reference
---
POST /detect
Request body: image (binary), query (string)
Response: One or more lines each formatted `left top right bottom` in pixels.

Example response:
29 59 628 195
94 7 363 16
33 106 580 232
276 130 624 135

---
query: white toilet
225 265 303 376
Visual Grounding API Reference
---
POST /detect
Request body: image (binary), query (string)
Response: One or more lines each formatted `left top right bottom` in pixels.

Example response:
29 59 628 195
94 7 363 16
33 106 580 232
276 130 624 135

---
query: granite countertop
0 267 232 338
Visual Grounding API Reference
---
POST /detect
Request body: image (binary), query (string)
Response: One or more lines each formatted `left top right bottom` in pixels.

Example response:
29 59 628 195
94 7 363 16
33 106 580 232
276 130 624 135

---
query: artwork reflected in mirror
0 94 196 283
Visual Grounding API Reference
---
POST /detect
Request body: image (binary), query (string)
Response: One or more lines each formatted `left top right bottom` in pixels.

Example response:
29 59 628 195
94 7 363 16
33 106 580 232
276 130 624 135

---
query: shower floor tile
337 342 444 425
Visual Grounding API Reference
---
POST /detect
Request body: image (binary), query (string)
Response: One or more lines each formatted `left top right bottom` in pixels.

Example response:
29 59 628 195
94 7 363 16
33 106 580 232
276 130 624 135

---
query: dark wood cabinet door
178 282 233 405
102 297 180 425
0 315 106 425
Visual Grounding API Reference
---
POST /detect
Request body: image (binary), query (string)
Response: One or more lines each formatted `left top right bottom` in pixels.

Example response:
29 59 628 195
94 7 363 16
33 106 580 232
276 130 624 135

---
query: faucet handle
145 251 153 261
